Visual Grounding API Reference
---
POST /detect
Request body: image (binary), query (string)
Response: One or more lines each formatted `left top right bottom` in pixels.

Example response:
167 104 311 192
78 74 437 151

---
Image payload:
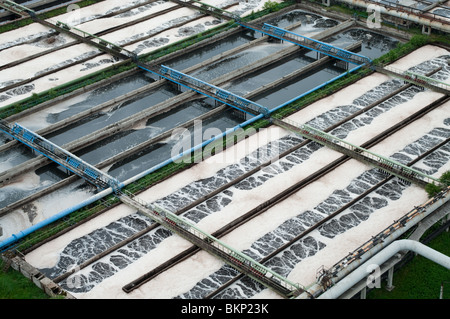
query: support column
386 267 395 291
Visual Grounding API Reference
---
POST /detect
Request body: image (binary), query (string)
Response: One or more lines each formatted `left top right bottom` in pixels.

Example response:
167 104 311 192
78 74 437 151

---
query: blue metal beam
239 22 372 66
0 121 123 193
137 63 271 117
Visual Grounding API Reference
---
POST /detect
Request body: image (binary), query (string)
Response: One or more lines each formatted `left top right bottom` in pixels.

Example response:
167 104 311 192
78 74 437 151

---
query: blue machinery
138 63 271 117
138 62 443 188
0 0 447 297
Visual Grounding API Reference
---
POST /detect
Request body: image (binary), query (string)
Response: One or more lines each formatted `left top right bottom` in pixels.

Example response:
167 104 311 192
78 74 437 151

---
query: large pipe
335 0 450 33
318 239 450 299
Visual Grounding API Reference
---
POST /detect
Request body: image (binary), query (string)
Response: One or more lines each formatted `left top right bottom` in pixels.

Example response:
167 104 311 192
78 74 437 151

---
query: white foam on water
3 1 445 298
22 47 450 298
25 202 136 269
389 45 450 82
135 126 287 203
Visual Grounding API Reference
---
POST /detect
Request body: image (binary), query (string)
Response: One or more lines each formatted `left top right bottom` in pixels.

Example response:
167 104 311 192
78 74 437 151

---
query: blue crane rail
239 22 372 66
0 120 123 192
0 118 305 298
1 0 444 297
136 61 440 189
137 62 271 117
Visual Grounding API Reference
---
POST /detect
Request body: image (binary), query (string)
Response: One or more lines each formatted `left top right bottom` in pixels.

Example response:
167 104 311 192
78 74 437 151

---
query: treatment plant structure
0 0 449 299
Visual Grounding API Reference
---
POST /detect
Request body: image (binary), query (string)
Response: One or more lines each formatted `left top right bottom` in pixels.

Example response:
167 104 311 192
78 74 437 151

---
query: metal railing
187 0 240 20
52 20 138 61
0 0 35 16
276 117 443 187
379 65 450 94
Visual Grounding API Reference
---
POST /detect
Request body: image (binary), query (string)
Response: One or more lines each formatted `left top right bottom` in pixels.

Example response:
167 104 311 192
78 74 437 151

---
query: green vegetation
373 34 428 65
262 0 281 12
8 0 444 255
0 0 295 120
426 171 450 198
1 0 292 254
0 259 48 299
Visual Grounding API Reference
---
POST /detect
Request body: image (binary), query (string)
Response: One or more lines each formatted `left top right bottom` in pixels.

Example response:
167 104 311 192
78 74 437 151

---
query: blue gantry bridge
0 121 123 193
0 0 447 298
246 22 373 66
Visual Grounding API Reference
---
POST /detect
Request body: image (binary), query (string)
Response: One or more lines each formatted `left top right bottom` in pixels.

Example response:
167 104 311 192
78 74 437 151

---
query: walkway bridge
1 0 445 296
2 0 436 190
239 22 373 66
273 118 444 189
0 0 134 61
0 0 34 17
0 120 303 299
0 120 122 192
173 0 449 96
172 0 372 67
120 191 305 298
37 19 138 62
135 61 441 190
170 0 237 21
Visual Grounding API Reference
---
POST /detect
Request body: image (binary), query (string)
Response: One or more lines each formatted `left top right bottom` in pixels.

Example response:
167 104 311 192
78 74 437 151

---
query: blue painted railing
240 22 372 66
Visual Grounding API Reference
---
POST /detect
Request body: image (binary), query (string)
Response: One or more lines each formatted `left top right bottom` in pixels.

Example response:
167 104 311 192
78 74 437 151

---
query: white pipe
318 239 450 299
336 0 450 33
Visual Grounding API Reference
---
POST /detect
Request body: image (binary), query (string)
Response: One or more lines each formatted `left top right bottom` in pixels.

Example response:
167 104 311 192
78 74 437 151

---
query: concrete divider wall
2 254 75 298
